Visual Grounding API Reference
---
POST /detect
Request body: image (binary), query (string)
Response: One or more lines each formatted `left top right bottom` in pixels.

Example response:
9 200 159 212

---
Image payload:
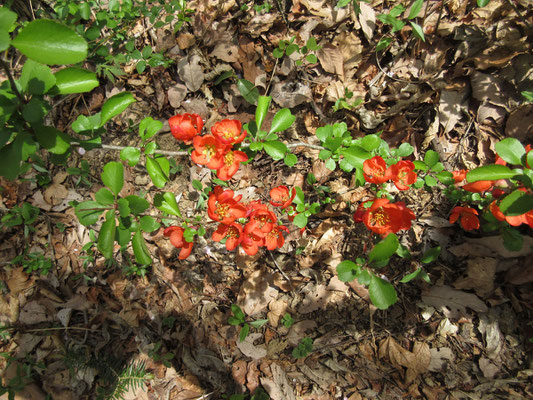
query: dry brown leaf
168 83 188 109
232 359 247 387
44 182 69 206
438 90 468 134
271 81 311 108
428 347 455 372
211 41 239 63
267 299 288 328
246 361 260 393
379 337 430 384
470 71 509 109
6 267 34 294
421 285 488 319
505 104 533 142
177 54 204 92
236 333 267 360
358 2 376 40
317 43 344 79
334 31 363 81
176 32 195 49
238 269 279 316
453 257 497 298
449 235 533 258
261 363 297 400
298 283 328 314
471 46 518 70
479 357 500 379
19 301 52 324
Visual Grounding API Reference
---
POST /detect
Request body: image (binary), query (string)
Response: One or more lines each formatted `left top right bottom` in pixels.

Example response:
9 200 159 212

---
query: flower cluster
170 114 248 181
353 198 415 236
363 156 417 190
210 186 293 256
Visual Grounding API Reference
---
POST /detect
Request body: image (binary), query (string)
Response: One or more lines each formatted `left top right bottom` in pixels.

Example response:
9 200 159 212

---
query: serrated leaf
12 19 87 65
100 92 135 125
95 188 114 205
270 108 295 134
368 274 397 310
75 201 107 226
153 192 181 216
101 161 124 195
263 140 287 160
119 147 141 167
140 215 160 233
0 7 17 51
336 260 359 282
125 195 149 215
495 138 526 166
369 233 399 266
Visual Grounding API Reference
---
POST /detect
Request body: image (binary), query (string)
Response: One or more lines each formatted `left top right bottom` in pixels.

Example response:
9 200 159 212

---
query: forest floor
1 0 533 399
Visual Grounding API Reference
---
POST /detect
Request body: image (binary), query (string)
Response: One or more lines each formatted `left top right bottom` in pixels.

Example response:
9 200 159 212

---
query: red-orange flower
363 156 392 184
270 186 296 208
164 226 193 259
248 207 277 235
216 149 248 181
207 186 247 224
169 113 203 143
390 160 417 190
211 119 247 145
191 135 227 169
462 180 493 193
452 170 468 183
265 225 289 250
449 206 479 231
212 222 243 251
361 198 415 236
489 201 528 227
241 222 265 255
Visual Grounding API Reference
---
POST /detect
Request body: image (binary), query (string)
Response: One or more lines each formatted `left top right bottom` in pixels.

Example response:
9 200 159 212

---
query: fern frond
106 361 154 400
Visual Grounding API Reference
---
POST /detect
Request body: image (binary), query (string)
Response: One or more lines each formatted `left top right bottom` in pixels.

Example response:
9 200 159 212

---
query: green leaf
410 22 425 41
100 92 135 125
34 125 71 154
420 246 441 264
71 113 101 134
249 142 263 151
424 175 438 187
256 96 271 131
436 171 454 185
499 190 533 216
325 158 336 171
522 91 533 102
231 304 245 322
368 274 398 310
53 67 99 94
397 143 414 157
270 108 295 134
272 47 284 58
400 268 425 283
293 186 305 205
144 142 157 155
284 153 298 167
115 225 131 247
120 147 141 167
305 54 318 63
239 323 250 342
263 140 288 160
140 216 160 233
12 19 87 65
237 79 259 105
153 192 182 216
117 198 130 218
0 7 17 51
359 134 381 151
477 0 490 7
95 188 114 205
369 233 399 266
101 161 124 195
146 156 168 188
293 213 308 228
250 319 268 329
424 150 439 168
413 160 428 171
0 132 36 180
132 230 152 265
336 260 360 282
97 210 116 259
376 37 392 52
125 195 149 215
408 0 424 19
19 59 56 95
501 226 522 252
75 201 107 226
316 125 332 142
495 138 525 166
340 145 371 169
22 97 48 124
390 4 406 17
466 164 517 182
227 316 242 326
139 117 163 140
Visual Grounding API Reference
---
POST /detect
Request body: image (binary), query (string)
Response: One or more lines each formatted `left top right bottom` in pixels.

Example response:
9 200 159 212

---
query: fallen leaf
238 269 279 316
298 283 328 314
19 301 52 324
271 81 312 108
261 363 297 400
358 2 376 40
211 41 239 63
168 83 188 108
44 182 69 206
236 333 267 360
479 357 500 379
428 347 455 372
438 90 468 134
177 54 205 92
505 104 533 142
421 285 488 319
378 337 430 384
449 235 533 258
232 359 247 387
317 43 344 79
453 257 497 298
6 267 34 294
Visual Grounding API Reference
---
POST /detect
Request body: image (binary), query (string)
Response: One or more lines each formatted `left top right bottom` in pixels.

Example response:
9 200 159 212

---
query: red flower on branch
164 226 193 260
241 222 265 255
449 206 480 231
212 222 243 251
390 160 417 190
207 186 247 224
462 180 493 193
489 200 528 227
216 149 248 181
361 198 415 236
270 186 296 209
363 156 392 184
191 135 227 169
452 170 468 183
265 225 289 250
248 206 277 235
211 119 247 145
169 113 203 143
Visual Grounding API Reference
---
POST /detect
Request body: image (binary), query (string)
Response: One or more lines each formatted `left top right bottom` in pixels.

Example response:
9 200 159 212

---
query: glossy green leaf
146 156 168 188
139 117 163 140
144 142 157 155
424 175 438 187
0 7 17 51
12 19 87 65
95 188 114 205
100 92 136 125
499 190 533 216
153 192 182 216
400 268 426 283
359 134 381 151
71 113 101 134
120 146 141 167
325 158 336 171
75 201 107 226
54 67 99 94
284 153 298 167
305 54 318 64
410 22 425 41
336 260 360 282
269 108 295 134
494 138 525 166
22 97 48 124
263 140 287 160
368 274 398 310
249 319 268 329
97 210 116 259
101 161 124 195
34 125 71 154
0 132 36 180
477 0 490 7
436 171 454 185
466 164 517 182
397 143 414 157
231 304 245 322
140 215 160 233
237 79 259 105
369 233 399 266
117 198 130 218
115 225 131 247
256 96 271 131
132 230 152 265
125 195 149 215
413 160 428 171
239 323 250 342
19 59 56 95
420 246 441 264
408 0 424 19
424 150 439 168
293 213 308 228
